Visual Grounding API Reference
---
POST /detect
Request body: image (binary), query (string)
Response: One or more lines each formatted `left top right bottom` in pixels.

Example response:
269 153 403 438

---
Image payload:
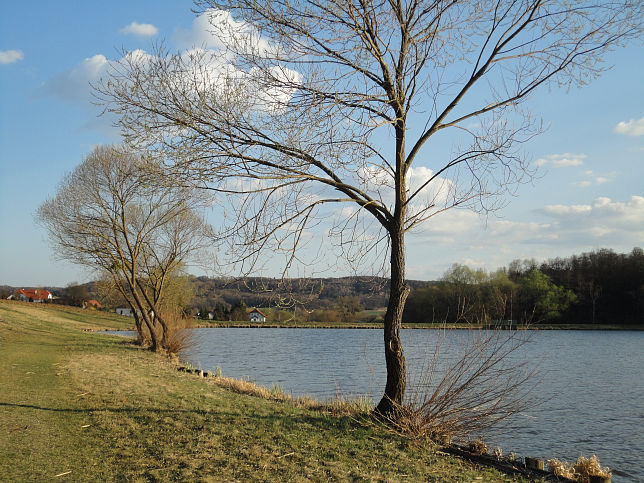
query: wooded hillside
4 248 642 326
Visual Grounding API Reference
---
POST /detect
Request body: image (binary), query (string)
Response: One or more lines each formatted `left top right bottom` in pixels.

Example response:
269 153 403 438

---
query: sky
1 1 643 288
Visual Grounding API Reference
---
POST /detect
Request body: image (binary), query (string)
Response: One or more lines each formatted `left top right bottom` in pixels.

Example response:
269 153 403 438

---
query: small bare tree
37 145 209 351
397 327 538 442
97 1 643 413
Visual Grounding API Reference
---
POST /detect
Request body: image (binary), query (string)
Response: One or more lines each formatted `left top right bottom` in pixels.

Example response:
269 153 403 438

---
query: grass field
0 300 538 481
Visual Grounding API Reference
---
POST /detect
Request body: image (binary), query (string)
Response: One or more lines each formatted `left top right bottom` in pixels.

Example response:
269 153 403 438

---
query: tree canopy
37 146 210 351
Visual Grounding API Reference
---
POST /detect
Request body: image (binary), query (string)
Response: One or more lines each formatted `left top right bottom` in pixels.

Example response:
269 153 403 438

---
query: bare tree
97 1 643 414
37 145 209 351
397 328 539 442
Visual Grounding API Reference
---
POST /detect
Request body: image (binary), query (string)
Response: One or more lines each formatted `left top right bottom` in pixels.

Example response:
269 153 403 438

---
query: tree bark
374 226 410 416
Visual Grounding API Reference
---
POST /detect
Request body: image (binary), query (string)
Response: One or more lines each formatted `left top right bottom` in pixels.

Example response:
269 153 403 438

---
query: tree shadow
0 401 363 432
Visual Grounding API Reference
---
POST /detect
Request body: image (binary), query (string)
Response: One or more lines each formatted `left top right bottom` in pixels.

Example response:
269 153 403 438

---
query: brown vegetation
547 455 611 482
384 328 537 444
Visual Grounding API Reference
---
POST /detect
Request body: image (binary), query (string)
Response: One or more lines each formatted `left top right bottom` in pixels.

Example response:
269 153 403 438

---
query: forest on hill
403 248 644 326
2 248 642 326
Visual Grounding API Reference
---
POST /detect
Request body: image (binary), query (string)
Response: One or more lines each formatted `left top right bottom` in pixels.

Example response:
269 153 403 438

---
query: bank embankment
0 300 543 481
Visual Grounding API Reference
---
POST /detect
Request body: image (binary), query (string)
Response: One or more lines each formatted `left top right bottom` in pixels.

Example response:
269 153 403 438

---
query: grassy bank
0 300 537 481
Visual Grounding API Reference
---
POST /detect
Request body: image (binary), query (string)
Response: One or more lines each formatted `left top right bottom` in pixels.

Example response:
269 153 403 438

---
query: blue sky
1 2 643 287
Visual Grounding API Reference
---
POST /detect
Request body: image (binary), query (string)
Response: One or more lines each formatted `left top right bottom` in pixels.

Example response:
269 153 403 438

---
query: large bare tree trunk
375 226 410 416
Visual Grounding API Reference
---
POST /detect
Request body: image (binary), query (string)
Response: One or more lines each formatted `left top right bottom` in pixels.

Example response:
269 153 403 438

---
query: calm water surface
112 328 643 481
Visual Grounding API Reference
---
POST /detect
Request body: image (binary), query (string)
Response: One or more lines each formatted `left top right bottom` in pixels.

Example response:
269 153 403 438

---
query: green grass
0 300 537 481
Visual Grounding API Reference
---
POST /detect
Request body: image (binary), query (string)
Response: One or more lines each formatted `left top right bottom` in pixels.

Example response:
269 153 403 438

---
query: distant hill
189 276 430 312
0 277 431 313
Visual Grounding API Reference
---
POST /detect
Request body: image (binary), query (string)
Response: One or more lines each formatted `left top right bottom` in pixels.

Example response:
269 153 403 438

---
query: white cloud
542 204 593 216
535 153 586 168
0 49 24 64
572 170 615 188
412 208 479 236
38 7 296 139
614 116 644 137
541 196 644 233
37 54 110 102
120 22 158 37
406 195 644 280
175 8 273 55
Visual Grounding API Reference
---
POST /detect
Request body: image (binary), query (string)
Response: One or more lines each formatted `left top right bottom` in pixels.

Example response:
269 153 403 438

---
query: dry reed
391 327 539 443
547 455 611 482
159 309 194 356
207 375 371 415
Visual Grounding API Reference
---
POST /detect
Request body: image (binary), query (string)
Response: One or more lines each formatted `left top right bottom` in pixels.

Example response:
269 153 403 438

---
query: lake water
111 327 644 481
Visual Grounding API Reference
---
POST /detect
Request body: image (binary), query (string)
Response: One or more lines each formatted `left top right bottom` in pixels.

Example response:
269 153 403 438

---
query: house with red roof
248 308 267 323
83 299 102 310
13 288 53 303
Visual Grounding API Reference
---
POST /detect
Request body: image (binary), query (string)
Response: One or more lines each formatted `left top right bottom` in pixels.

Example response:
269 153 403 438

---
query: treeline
190 276 426 313
6 248 642 326
403 248 644 326
196 297 369 323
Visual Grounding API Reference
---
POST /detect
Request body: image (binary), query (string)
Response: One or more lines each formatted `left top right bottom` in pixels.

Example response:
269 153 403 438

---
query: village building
83 299 102 310
248 308 267 323
11 288 52 303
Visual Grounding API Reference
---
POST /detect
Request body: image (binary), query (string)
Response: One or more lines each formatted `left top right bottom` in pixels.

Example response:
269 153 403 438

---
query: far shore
103 319 644 331
191 321 644 330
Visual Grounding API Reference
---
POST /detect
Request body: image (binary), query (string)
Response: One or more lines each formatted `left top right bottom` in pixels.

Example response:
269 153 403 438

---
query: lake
112 327 644 481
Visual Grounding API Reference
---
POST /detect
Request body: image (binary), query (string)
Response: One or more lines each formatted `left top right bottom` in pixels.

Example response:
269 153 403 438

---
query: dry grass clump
212 376 281 400
467 440 488 455
207 375 372 415
325 395 373 414
546 455 611 482
384 403 453 444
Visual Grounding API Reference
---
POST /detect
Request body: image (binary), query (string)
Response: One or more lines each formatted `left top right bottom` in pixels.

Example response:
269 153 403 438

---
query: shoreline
100 321 644 332
0 299 543 482
188 321 644 331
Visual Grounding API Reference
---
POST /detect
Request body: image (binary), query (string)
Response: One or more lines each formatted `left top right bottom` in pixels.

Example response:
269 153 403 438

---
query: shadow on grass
0 401 363 431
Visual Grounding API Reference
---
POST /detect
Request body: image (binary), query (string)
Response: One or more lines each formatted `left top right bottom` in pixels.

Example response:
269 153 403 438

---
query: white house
115 307 134 317
248 308 267 323
12 289 52 303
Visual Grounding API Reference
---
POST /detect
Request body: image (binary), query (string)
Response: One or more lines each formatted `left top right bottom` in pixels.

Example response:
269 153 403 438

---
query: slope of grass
0 300 535 481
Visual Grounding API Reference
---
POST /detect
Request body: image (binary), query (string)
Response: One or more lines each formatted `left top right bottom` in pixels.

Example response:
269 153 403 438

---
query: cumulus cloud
120 21 159 37
40 8 288 113
414 208 479 235
406 195 644 280
534 153 586 168
35 51 153 136
572 170 615 188
541 196 644 235
497 197 644 247
354 164 458 226
614 116 644 137
0 49 24 64
37 54 110 102
542 204 593 216
175 8 273 55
